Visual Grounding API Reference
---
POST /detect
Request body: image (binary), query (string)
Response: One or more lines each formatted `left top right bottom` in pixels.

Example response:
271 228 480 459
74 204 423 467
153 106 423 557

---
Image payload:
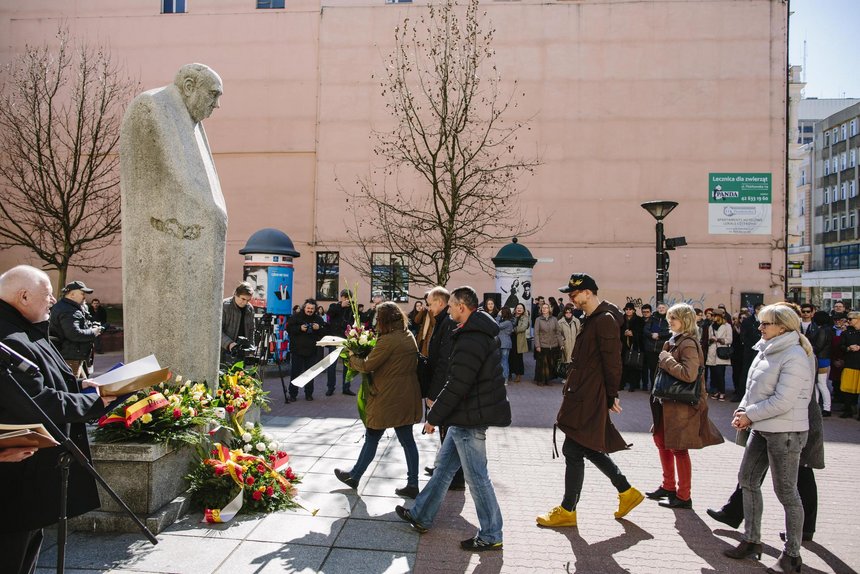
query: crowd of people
2 262 851 572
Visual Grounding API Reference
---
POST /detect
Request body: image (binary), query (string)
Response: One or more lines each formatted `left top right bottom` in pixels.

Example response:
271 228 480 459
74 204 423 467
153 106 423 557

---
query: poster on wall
495 267 534 310
244 265 269 309
708 173 772 235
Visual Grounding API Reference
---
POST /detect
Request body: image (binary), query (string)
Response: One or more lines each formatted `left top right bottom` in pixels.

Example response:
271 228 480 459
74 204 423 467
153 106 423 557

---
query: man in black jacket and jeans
49 281 102 378
396 286 511 552
287 299 325 401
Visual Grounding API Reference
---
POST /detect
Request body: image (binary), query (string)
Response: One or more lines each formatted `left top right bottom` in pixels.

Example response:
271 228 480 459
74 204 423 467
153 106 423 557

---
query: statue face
183 72 223 123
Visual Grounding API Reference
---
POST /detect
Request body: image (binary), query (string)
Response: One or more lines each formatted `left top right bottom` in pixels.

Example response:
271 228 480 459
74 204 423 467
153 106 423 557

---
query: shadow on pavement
560 519 653 573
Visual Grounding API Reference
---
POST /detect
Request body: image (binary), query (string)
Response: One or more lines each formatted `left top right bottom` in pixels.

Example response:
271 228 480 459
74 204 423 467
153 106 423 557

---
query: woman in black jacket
810 311 833 416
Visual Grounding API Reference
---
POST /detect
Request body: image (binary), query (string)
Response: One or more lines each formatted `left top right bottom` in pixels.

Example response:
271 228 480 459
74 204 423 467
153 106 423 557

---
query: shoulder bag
652 337 703 404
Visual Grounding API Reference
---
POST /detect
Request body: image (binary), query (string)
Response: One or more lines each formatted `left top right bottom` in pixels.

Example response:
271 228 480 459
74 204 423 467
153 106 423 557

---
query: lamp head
641 200 679 221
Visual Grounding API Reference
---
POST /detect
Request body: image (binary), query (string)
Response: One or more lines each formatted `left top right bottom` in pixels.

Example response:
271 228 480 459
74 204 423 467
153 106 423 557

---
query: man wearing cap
49 280 102 378
536 273 643 528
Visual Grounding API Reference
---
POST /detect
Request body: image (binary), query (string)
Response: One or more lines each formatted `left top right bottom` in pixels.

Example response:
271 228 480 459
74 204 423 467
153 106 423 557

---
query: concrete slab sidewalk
37 353 860 573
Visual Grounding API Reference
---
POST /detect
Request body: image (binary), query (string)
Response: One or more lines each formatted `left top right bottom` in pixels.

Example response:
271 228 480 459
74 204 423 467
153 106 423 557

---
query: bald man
0 265 115 574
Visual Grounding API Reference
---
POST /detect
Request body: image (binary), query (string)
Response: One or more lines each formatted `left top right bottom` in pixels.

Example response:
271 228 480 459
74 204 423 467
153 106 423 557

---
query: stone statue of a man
120 63 228 386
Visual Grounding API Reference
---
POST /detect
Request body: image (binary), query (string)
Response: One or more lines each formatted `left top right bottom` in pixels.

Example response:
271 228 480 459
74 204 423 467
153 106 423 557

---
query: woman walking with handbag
646 303 724 510
706 310 733 401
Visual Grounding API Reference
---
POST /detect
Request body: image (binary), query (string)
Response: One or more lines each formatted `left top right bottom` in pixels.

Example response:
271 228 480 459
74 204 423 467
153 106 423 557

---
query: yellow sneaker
615 487 645 519
536 506 577 527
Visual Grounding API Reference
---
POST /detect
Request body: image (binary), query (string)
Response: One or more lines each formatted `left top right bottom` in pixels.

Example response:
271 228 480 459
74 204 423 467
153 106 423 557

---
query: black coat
840 327 860 370
427 311 511 428
741 314 762 357
48 297 99 361
286 312 325 357
810 325 831 360
326 301 354 338
622 314 644 352
426 307 456 401
641 313 670 353
0 300 109 532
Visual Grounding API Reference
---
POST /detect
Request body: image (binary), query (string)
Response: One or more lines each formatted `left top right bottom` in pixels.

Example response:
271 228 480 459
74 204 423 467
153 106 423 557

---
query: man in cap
49 280 102 378
536 273 643 528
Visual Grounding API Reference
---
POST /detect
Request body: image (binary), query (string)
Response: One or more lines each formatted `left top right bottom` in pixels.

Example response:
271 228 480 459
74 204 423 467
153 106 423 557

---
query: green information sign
708 173 771 204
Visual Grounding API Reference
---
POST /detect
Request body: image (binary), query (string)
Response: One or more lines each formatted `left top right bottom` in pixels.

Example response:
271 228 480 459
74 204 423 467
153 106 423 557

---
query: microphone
0 341 41 377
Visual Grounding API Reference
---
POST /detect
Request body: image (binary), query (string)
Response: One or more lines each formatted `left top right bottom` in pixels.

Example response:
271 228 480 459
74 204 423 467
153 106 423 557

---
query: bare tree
344 0 542 290
0 28 137 290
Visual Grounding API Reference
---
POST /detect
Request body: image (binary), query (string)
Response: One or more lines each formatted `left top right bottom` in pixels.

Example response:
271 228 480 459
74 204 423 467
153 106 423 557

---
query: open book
0 423 59 449
90 355 170 395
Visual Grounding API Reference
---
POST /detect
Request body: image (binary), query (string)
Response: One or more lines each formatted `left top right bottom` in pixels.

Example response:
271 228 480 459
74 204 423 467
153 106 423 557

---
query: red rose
173 408 182 419
241 402 249 410
280 484 287 493
285 468 296 480
257 464 266 473
266 486 274 497
245 476 255 486
252 490 262 501
211 449 218 456
277 451 287 459
226 405 235 413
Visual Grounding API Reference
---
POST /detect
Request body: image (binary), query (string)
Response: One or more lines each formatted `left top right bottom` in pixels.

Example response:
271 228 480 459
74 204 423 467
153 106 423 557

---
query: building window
825 131 831 146
370 253 409 302
851 212 857 228
315 252 340 301
803 125 814 133
800 169 806 185
842 215 848 229
852 180 858 198
162 0 186 13
833 217 839 231
824 187 830 203
800 196 806 215
842 152 848 171
824 159 830 175
842 182 848 200
834 128 839 143
851 119 858 137
257 0 285 7
851 149 857 168
842 124 848 140
825 219 831 232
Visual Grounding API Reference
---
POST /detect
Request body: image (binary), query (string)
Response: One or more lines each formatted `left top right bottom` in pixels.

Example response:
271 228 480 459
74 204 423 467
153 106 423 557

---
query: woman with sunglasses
725 304 815 574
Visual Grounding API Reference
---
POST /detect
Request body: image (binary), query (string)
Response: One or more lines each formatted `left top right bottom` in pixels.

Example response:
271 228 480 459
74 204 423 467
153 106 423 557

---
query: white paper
91 355 161 387
316 336 346 347
290 351 341 388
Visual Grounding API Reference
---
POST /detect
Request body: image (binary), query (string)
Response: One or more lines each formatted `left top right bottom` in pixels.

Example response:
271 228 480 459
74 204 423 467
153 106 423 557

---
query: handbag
716 346 732 360
652 366 704 404
623 347 644 369
556 360 570 380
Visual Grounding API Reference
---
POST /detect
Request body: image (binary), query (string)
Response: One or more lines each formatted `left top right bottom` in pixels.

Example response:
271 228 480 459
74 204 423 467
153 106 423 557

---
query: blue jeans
499 349 510 381
739 429 808 557
409 426 503 544
350 425 418 486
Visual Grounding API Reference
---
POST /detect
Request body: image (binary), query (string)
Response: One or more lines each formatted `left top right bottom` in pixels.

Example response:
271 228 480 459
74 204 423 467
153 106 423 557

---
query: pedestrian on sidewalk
396 286 511 552
536 273 644 529
724 303 814 574
645 303 724 510
333 303 423 498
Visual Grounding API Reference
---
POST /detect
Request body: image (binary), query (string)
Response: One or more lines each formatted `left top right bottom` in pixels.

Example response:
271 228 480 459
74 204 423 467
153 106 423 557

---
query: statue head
174 63 223 124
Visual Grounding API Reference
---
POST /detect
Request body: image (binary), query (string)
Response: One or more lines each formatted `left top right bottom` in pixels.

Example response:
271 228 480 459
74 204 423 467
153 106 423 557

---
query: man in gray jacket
221 282 255 360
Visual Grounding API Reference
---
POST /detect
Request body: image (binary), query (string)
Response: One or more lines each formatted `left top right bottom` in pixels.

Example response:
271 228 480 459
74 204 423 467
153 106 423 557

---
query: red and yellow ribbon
97 392 169 428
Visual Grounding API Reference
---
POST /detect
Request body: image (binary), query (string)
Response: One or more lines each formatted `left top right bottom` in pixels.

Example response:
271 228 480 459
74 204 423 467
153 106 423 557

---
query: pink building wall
0 0 788 312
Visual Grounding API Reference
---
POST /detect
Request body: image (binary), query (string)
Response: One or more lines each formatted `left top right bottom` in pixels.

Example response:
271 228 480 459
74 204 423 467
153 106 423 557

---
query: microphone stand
0 361 158 574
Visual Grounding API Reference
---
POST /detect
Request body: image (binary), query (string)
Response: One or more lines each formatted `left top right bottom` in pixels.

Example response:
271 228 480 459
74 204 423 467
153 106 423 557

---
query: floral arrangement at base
214 362 271 425
93 376 216 445
186 425 301 522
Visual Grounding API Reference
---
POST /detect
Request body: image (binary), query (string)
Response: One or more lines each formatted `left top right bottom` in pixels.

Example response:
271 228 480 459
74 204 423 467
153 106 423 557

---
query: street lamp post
641 200 683 305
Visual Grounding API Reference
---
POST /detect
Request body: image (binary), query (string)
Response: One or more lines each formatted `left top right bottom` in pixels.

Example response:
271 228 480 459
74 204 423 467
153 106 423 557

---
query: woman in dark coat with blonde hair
646 303 724 510
334 302 423 498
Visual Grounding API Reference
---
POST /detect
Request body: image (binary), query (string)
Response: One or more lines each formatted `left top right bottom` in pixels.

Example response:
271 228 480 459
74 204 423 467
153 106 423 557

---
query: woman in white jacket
724 304 814 574
705 310 733 401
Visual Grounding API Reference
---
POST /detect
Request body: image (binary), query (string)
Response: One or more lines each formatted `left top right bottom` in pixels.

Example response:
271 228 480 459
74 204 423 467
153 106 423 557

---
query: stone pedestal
70 439 194 534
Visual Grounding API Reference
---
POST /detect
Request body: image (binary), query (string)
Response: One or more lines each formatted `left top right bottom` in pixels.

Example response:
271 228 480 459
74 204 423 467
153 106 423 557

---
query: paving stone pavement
37 354 860 573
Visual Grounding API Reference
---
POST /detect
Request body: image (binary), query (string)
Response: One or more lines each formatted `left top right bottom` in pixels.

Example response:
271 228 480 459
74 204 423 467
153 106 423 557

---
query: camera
229 336 259 364
303 323 315 332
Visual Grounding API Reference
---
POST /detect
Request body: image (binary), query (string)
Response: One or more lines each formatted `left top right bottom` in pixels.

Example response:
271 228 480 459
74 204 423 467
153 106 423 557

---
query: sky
789 0 860 99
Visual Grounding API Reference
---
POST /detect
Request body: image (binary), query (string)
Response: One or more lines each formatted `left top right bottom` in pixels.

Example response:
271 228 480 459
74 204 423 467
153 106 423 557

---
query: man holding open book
0 265 116 574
